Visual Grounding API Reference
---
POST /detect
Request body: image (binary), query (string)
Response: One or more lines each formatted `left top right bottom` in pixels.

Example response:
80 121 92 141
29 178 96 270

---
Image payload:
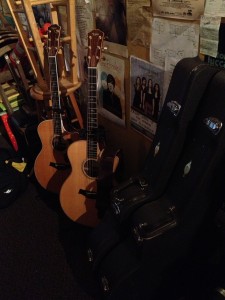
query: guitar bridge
49 162 70 170
79 189 97 199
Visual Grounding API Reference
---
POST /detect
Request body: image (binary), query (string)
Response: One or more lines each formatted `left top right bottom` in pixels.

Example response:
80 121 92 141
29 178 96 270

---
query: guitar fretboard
49 56 61 136
87 67 98 160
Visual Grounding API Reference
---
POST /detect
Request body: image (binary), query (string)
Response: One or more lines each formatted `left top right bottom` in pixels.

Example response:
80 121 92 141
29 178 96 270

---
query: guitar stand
7 0 83 126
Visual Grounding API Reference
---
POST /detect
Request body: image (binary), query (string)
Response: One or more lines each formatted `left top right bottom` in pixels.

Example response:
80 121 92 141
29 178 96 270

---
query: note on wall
152 0 205 20
200 15 221 58
204 0 225 17
150 18 199 68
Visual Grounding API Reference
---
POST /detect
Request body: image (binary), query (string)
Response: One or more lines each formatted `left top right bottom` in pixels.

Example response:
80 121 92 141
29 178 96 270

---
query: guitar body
34 24 79 194
60 139 99 227
59 29 120 227
34 119 77 194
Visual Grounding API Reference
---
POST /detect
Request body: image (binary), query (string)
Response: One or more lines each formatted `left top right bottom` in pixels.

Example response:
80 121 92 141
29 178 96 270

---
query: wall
99 42 152 180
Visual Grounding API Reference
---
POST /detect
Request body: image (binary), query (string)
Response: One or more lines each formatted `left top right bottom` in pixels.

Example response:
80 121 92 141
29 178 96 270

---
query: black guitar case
94 69 225 299
111 57 220 224
87 57 220 272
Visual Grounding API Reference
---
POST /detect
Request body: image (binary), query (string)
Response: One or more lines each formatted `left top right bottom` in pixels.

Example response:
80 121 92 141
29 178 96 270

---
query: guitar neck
48 55 61 135
87 66 98 160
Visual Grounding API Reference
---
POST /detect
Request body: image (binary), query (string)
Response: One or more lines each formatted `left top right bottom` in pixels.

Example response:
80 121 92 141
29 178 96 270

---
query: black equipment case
87 57 220 272
91 69 225 299
111 57 220 223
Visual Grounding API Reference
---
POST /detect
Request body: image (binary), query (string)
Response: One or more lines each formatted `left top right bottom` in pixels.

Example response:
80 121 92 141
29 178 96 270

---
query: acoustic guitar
34 24 78 194
60 29 119 227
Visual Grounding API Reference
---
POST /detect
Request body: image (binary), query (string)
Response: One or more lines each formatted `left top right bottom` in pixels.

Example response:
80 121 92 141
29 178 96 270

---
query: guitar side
34 119 72 194
59 139 99 227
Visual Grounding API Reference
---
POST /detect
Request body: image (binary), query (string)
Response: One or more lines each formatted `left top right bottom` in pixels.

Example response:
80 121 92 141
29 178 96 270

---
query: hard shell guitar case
111 57 219 223
94 69 225 299
87 57 220 271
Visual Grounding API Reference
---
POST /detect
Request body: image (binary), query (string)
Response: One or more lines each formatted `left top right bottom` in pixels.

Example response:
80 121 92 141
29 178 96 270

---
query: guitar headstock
87 29 104 67
46 24 61 56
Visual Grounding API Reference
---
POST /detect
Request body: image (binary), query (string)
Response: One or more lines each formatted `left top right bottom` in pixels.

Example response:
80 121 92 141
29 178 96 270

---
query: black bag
0 134 28 208
87 58 221 272
92 69 225 299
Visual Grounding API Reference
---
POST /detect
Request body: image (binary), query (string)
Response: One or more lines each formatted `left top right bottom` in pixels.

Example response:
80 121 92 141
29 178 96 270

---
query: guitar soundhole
83 159 99 178
52 135 68 151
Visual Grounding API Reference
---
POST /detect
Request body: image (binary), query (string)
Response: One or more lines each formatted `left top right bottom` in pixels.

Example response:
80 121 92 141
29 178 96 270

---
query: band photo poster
130 56 164 139
98 53 125 126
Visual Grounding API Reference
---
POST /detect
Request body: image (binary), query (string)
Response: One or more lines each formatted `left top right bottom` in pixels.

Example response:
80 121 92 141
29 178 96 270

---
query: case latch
204 117 223 135
167 100 181 117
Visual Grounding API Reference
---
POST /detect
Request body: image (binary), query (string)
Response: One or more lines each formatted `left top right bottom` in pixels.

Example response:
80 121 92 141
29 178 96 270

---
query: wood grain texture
34 119 73 194
60 140 99 227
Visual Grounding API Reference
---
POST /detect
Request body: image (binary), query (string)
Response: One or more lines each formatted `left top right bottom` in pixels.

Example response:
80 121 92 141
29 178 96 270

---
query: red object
43 23 51 34
39 23 51 38
1 114 18 152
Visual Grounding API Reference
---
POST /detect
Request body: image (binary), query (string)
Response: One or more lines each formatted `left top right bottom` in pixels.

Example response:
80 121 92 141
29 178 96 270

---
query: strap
1 114 18 151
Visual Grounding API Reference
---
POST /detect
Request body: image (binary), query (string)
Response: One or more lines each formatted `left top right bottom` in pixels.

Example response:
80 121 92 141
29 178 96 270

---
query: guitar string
49 55 61 148
88 66 97 178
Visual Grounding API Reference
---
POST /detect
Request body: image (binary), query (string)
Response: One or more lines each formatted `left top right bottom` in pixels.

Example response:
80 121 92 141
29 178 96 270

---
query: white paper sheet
150 18 199 68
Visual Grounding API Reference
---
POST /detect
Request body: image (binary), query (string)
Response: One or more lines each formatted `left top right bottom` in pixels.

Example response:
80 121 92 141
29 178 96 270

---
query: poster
98 54 125 126
95 0 128 57
126 0 152 47
130 56 164 139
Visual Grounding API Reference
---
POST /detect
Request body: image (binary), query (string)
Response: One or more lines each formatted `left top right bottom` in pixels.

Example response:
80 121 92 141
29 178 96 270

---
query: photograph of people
153 83 161 121
144 78 154 117
98 71 108 106
103 74 122 119
96 0 127 45
132 76 142 109
132 76 162 121
140 76 147 111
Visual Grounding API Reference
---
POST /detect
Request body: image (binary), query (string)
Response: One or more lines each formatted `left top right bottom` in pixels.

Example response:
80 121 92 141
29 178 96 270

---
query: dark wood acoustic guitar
60 29 119 227
34 24 78 194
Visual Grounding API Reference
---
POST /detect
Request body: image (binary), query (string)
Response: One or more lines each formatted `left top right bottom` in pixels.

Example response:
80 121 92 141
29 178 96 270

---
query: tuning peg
102 46 108 52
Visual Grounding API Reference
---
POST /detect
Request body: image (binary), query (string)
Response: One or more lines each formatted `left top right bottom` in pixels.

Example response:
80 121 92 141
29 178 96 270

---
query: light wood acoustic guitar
60 29 119 227
34 24 78 194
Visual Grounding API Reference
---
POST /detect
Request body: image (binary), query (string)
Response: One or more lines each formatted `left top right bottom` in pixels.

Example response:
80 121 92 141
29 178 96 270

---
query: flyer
98 54 125 126
130 56 164 139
